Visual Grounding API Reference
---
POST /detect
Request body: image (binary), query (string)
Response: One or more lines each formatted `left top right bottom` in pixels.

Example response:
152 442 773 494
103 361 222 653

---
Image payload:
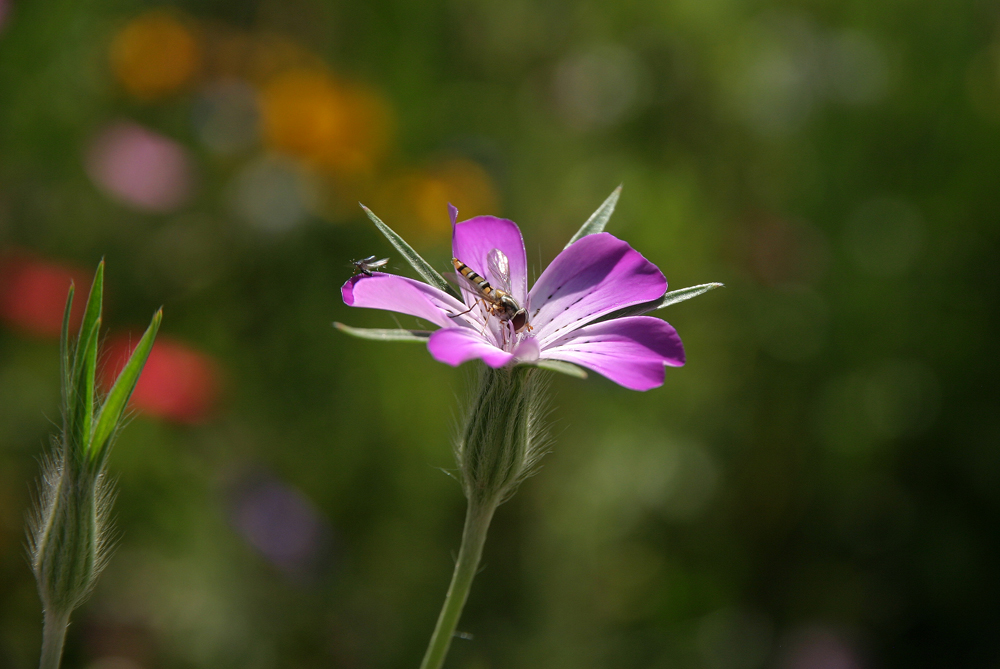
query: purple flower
341 204 688 391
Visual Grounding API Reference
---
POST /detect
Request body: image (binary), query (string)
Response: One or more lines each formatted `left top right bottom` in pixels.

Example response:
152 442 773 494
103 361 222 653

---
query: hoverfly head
510 308 529 333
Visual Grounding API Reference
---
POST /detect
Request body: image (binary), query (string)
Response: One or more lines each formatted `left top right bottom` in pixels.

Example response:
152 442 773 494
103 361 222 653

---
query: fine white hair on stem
27 439 63 569
452 364 554 507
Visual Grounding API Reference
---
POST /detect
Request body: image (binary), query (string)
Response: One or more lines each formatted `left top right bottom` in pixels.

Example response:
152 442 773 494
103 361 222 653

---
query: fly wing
446 268 483 310
367 257 390 269
486 248 512 294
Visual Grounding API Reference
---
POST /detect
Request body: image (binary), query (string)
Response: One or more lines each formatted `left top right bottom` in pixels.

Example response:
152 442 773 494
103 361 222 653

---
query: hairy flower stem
420 365 548 669
419 499 497 669
39 610 69 669
27 264 161 669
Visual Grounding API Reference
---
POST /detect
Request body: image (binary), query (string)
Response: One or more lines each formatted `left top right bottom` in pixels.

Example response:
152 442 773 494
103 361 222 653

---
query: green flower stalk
28 262 161 669
419 365 549 669
337 187 721 669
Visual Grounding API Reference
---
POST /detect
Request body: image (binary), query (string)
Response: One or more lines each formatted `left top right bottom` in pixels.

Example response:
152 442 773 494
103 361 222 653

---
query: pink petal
513 336 540 363
342 273 472 329
540 316 684 391
529 233 666 348
427 327 514 368
452 215 528 305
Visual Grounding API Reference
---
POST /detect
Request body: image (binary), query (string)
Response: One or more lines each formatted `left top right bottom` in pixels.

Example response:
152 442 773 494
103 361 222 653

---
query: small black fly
351 256 390 277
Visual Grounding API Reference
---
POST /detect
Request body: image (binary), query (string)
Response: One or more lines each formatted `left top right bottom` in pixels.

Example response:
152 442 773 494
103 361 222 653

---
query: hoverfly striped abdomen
453 259 494 296
451 255 530 334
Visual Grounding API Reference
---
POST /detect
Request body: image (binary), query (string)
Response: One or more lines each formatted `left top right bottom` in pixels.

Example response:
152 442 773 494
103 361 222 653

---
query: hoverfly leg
448 298 483 319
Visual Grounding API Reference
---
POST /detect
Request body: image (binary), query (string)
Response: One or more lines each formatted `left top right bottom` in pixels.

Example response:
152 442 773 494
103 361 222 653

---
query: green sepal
652 282 724 309
334 322 432 342
90 309 162 466
79 317 100 450
72 262 104 381
532 359 588 379
59 283 75 410
67 263 104 453
565 185 622 249
594 282 724 323
360 204 462 301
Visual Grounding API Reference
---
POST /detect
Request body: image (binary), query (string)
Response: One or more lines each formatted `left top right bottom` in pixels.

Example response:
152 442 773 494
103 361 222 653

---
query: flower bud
25 261 160 647
32 466 106 616
455 365 549 507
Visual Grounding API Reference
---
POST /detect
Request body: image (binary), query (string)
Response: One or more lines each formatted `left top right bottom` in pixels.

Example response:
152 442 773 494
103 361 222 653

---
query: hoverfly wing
367 257 390 269
486 248 513 295
361 255 377 263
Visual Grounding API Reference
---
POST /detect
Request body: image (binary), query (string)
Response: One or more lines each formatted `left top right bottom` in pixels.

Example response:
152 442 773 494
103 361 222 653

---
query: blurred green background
1 0 998 667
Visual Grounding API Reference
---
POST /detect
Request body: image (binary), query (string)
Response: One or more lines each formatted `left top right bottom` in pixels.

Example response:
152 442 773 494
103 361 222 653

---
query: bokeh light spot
0 252 88 337
776 626 863 669
862 360 940 439
110 11 201 100
101 335 221 424
966 44 1000 121
379 159 499 239
824 30 889 106
553 45 647 130
745 216 830 286
698 607 774 669
574 431 719 529
228 473 331 578
815 360 938 453
227 155 318 232
410 160 499 234
753 287 829 362
192 80 260 156
86 122 194 212
843 197 924 276
260 70 391 173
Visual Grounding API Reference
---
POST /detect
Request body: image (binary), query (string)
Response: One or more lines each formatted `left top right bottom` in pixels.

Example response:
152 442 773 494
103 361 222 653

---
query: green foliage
30 263 161 631
360 204 462 301
533 359 588 379
333 322 432 342
595 282 725 322
67 262 103 462
58 263 162 469
565 185 622 249
91 309 161 466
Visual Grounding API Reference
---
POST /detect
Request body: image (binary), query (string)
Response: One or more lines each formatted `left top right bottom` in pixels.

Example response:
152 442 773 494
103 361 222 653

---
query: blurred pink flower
86 121 194 212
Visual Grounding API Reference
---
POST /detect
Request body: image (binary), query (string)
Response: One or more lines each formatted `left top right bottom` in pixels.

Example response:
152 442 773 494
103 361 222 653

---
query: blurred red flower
0 252 89 337
101 335 221 424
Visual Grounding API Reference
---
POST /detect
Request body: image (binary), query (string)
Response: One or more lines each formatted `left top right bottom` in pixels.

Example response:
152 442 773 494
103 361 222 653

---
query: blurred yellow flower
380 159 499 239
260 69 391 175
110 11 201 100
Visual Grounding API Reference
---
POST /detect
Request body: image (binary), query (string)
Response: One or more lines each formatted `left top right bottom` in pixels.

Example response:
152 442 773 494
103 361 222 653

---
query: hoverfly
351 255 390 277
449 249 530 333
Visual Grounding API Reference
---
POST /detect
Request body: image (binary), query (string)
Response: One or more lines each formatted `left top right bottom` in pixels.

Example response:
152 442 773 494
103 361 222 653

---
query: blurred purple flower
85 121 193 212
229 475 330 577
342 207 684 390
778 627 864 669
